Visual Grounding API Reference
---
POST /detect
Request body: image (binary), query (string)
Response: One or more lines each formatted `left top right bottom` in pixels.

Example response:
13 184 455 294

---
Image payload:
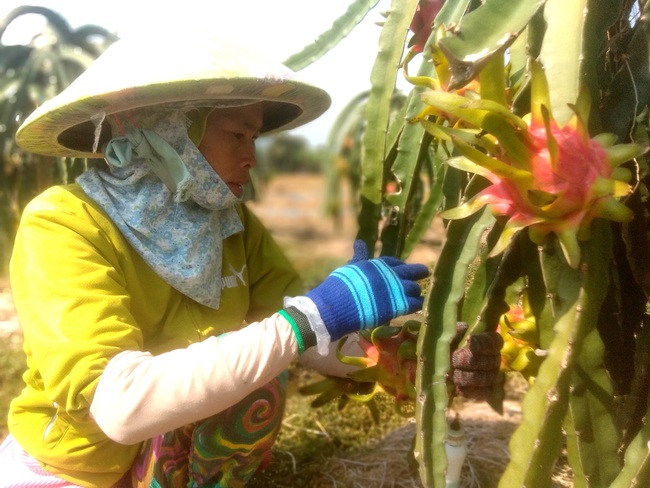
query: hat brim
16 37 331 158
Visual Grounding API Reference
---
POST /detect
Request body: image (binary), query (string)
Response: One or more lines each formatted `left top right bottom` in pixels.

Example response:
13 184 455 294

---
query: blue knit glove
304 240 429 341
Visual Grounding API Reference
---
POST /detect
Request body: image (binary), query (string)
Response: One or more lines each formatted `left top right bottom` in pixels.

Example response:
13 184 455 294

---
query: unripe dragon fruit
337 320 420 417
497 288 543 383
415 59 648 268
298 319 421 420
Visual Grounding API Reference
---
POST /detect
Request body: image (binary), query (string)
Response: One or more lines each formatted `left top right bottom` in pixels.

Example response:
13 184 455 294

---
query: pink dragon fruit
416 59 647 267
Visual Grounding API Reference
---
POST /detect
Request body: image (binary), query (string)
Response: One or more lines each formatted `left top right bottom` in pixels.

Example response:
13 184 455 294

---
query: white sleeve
90 313 299 445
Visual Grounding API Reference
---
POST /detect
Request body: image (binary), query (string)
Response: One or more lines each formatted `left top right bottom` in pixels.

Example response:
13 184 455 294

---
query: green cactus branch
415 206 495 487
283 0 380 71
356 0 419 253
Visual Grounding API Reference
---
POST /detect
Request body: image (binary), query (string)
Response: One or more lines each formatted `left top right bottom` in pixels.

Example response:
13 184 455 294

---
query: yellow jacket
8 183 302 487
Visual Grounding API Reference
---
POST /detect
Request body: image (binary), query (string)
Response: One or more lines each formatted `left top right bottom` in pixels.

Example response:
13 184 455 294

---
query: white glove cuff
283 295 331 356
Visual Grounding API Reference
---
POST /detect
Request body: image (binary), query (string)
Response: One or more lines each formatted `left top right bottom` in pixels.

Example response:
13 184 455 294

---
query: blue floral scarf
77 107 243 309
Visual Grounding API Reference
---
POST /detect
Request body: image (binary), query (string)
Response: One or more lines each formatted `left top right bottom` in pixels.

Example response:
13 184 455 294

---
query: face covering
77 106 244 309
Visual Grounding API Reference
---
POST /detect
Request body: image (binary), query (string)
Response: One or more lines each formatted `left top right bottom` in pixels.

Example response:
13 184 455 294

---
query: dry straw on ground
309 400 573 488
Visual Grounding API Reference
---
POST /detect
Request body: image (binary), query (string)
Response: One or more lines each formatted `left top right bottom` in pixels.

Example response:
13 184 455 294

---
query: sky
1 0 408 146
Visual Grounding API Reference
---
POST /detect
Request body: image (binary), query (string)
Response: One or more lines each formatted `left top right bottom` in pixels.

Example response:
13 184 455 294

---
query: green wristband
279 307 317 353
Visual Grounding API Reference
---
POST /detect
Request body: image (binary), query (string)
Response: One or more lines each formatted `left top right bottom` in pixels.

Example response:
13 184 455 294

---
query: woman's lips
228 182 244 197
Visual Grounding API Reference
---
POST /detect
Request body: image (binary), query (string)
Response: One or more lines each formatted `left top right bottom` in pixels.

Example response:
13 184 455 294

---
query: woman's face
198 103 263 198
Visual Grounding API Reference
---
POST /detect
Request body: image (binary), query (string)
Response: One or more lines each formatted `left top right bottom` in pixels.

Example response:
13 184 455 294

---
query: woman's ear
186 107 214 146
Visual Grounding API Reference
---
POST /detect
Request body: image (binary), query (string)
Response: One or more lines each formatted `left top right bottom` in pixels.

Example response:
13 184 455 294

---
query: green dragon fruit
498 288 543 383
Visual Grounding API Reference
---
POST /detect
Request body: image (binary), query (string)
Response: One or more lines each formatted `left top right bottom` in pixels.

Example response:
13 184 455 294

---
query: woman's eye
232 131 258 143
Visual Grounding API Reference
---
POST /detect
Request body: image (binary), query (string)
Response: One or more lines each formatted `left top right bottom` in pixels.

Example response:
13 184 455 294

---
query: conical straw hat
16 32 331 158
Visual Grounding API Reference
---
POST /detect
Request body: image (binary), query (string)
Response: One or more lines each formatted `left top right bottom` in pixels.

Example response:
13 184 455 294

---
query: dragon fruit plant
289 0 650 486
343 0 650 484
410 49 648 487
402 3 650 485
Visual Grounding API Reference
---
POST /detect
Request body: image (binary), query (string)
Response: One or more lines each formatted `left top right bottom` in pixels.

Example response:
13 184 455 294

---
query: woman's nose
243 142 257 168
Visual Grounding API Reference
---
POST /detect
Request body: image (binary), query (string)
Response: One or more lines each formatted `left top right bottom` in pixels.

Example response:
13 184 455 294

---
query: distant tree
0 6 117 270
262 133 323 174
